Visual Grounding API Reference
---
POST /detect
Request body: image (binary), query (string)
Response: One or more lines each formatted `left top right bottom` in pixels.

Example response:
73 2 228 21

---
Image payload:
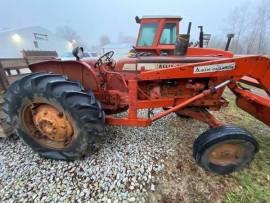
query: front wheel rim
207 142 246 166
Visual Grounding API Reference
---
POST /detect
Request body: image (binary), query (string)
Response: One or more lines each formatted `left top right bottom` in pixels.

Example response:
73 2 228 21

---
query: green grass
222 90 270 203
224 136 270 203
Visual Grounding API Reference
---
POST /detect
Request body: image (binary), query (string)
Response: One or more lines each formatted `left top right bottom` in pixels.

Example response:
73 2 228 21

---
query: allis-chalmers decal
123 62 236 72
137 63 183 70
155 63 181 69
193 62 236 74
123 63 183 71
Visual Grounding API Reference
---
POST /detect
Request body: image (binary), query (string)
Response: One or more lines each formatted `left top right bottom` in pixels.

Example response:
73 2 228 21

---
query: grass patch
150 88 270 202
224 130 270 203
221 89 270 202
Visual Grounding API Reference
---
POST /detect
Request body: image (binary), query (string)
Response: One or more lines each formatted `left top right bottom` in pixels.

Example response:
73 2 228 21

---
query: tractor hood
115 56 228 72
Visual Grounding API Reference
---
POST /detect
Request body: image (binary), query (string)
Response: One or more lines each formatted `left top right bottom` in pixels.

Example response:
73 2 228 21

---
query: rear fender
29 60 99 91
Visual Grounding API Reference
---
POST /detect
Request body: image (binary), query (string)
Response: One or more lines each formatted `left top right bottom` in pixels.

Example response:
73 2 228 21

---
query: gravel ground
1 104 205 202
1 90 266 202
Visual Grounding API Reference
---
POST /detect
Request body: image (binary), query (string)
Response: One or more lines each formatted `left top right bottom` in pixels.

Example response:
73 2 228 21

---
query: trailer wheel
193 125 259 174
3 73 105 160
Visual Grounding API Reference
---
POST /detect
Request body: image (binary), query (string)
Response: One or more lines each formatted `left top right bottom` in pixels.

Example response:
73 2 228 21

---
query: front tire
3 73 105 160
193 125 259 174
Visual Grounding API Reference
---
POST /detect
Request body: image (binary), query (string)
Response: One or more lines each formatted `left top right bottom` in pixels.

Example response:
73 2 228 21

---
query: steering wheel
94 51 114 68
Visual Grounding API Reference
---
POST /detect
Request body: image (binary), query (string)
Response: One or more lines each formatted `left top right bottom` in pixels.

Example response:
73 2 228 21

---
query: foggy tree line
56 0 269 54
56 26 89 49
210 0 270 54
55 26 135 52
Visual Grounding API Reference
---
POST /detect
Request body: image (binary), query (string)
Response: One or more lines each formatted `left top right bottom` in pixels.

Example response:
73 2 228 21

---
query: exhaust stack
225 33 235 51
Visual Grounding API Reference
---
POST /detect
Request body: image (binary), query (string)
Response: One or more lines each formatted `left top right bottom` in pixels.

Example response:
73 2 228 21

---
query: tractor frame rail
106 56 270 127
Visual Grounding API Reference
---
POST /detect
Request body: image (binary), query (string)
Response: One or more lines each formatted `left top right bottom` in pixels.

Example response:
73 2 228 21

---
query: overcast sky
1 0 250 46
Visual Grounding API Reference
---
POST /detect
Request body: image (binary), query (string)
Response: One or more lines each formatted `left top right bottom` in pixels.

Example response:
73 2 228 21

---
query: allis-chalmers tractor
3 16 270 174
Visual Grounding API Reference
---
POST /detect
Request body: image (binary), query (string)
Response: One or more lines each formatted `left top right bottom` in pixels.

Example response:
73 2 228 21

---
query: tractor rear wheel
193 125 259 174
3 73 105 160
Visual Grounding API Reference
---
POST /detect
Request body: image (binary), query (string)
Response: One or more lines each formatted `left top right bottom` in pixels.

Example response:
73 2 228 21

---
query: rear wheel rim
21 102 75 149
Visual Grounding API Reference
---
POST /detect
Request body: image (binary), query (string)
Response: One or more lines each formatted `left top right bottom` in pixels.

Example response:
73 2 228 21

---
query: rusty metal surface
5 17 270 128
33 105 73 142
29 60 99 92
27 54 270 128
0 58 28 69
176 107 223 128
22 102 74 149
0 50 58 91
208 142 246 166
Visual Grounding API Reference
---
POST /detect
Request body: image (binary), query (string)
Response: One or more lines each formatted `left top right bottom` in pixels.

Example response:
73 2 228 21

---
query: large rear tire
193 125 259 174
1 103 14 137
3 73 105 160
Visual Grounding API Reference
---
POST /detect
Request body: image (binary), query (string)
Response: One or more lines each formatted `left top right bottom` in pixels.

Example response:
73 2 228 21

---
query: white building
0 26 73 58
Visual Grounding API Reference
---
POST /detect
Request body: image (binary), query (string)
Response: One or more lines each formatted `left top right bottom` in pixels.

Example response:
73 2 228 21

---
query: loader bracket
229 83 270 126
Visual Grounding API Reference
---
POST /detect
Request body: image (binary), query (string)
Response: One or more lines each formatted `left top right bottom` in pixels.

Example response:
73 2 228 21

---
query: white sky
0 0 251 46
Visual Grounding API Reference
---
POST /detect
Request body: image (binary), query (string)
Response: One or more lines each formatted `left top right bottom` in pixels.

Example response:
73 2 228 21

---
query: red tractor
3 16 270 174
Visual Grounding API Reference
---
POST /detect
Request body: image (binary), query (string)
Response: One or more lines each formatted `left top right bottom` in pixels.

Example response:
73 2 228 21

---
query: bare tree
254 0 270 54
56 26 88 48
225 0 270 54
56 26 81 42
244 0 270 54
226 4 250 54
209 35 226 50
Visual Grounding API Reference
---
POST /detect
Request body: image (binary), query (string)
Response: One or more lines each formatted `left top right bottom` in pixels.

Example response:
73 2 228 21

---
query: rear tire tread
4 72 105 160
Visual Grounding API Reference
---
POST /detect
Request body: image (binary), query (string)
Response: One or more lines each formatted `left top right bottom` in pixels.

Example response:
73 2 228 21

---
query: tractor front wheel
193 125 259 174
3 73 105 160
